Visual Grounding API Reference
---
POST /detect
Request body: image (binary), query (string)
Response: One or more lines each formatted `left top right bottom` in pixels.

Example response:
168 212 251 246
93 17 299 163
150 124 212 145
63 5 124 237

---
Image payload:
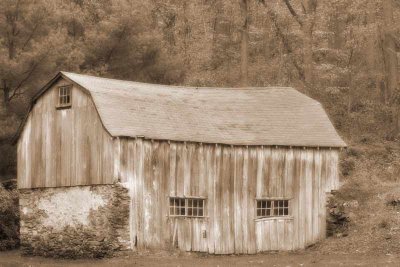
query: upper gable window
57 85 72 108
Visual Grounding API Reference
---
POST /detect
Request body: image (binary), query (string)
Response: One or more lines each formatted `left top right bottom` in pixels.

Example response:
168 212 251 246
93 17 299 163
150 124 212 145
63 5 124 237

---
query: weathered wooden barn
15 71 346 257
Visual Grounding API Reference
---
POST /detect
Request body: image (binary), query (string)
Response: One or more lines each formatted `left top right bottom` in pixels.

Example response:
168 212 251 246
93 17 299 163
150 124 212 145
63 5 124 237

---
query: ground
0 249 400 266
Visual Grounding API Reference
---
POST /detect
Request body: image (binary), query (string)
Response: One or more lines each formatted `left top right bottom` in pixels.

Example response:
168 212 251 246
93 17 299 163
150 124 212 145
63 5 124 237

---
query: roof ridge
61 71 295 91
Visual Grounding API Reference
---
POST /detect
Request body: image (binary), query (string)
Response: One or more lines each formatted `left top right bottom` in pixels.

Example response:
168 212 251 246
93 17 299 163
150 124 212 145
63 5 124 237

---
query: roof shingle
60 72 345 147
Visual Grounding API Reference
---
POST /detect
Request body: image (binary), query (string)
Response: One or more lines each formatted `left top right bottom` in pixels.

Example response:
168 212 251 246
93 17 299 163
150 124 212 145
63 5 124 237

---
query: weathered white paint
22 207 29 215
37 187 106 230
121 179 136 250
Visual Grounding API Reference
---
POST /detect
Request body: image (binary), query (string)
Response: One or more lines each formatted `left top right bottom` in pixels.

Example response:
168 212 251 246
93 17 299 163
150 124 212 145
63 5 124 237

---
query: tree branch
21 22 40 51
283 0 303 26
301 2 307 14
105 26 128 64
267 7 305 81
8 55 46 101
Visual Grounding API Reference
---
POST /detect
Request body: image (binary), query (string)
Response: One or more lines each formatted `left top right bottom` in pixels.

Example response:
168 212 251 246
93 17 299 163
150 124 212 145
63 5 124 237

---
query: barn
15 71 346 257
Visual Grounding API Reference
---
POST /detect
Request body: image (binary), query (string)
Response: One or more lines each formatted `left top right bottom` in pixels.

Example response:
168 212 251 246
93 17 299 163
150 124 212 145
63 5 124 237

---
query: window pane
170 197 185 216
266 208 271 216
273 203 279 215
169 197 205 217
257 199 290 218
58 86 71 107
284 208 288 216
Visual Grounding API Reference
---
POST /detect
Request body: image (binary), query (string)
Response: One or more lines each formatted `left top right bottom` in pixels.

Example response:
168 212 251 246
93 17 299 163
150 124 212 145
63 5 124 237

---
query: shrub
346 147 362 158
326 198 350 237
340 158 355 176
0 184 19 250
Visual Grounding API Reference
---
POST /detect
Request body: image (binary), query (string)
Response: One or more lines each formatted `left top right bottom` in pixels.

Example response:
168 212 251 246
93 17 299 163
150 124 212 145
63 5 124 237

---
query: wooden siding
118 139 340 254
17 78 115 189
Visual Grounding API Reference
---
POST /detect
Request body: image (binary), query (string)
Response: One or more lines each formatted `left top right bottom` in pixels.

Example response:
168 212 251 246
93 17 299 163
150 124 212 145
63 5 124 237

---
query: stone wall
19 184 130 258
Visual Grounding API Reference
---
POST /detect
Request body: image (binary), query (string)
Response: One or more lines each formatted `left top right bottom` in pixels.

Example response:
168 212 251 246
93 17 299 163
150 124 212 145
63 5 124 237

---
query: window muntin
169 197 186 216
58 85 72 108
169 197 205 218
187 198 204 217
256 199 289 218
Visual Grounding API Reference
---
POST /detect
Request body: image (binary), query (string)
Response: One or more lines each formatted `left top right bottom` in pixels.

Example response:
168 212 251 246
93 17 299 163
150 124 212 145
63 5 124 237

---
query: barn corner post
16 72 346 257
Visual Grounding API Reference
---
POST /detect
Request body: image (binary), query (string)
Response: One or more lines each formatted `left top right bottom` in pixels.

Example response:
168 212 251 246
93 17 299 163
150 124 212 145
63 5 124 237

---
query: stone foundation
19 184 130 258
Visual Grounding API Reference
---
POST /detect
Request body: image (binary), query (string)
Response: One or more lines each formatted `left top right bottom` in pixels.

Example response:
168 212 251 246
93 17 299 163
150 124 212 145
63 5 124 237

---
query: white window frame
57 85 72 108
169 197 206 218
256 199 290 219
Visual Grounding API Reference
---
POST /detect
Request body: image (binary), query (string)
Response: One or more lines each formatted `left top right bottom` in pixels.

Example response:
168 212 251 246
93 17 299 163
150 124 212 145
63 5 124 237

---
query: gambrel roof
16 71 346 147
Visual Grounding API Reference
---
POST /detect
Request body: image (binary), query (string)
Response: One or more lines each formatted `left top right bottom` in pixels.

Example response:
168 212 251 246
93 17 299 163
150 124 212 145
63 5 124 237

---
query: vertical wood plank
320 149 328 240
127 139 136 250
136 138 145 248
213 145 222 254
169 142 177 196
292 148 301 249
242 147 249 253
305 150 313 245
234 147 243 254
313 149 321 242
163 142 171 248
176 143 185 197
263 147 272 197
221 146 231 254
183 143 191 197
207 145 215 254
247 148 257 254
255 221 262 252
256 147 264 198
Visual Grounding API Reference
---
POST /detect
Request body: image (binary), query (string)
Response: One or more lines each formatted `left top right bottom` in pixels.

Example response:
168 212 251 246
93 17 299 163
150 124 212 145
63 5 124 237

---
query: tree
0 0 81 113
239 0 249 86
381 0 399 104
281 0 317 86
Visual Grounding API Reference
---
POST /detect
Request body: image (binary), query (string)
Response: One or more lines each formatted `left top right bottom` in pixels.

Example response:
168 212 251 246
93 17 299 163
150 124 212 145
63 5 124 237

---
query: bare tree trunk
1 80 10 113
302 19 313 86
381 0 400 135
382 0 398 104
182 1 191 68
280 0 316 87
329 4 344 50
239 0 249 87
301 0 317 86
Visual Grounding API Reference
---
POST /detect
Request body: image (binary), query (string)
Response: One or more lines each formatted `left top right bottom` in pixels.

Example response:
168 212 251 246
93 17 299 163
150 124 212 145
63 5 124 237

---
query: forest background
0 0 400 254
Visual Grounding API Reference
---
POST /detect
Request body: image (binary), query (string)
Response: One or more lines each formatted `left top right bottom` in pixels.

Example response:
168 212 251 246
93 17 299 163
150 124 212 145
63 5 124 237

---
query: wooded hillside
0 0 399 177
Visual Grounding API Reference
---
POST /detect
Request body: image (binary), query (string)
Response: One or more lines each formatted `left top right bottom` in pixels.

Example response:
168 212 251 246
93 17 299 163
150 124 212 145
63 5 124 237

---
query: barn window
169 197 205 217
57 85 72 108
187 199 204 217
169 197 186 216
256 199 289 218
